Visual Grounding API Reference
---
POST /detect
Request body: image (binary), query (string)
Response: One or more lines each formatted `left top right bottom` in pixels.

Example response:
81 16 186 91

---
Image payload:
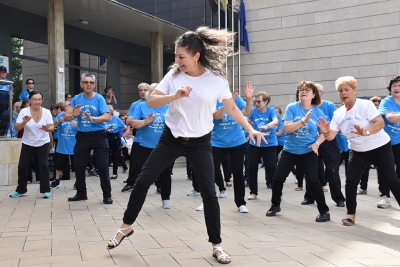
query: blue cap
0 66 7 72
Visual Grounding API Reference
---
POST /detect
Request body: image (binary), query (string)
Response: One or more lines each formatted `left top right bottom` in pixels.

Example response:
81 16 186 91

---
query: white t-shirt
157 69 232 137
330 98 390 152
17 107 53 147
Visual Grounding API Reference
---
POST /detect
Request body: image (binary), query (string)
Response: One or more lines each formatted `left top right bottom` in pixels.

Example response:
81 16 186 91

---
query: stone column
151 32 163 83
47 0 65 104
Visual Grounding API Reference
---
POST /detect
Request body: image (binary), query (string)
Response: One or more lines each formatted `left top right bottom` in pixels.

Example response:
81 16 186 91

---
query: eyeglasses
253 100 264 104
298 88 312 93
27 82 34 85
82 81 95 85
31 98 42 102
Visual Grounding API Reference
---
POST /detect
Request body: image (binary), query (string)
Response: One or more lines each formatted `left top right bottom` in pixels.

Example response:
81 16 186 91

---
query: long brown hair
295 81 321 106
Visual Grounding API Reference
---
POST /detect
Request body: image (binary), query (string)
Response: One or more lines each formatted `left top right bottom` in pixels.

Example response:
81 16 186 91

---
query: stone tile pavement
0 164 400 267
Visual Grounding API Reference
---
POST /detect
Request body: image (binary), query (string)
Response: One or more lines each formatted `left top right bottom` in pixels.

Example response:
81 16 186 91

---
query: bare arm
284 109 312 133
385 112 400 124
148 86 193 108
317 117 339 141
276 128 283 137
351 115 384 136
242 81 254 116
213 107 226 120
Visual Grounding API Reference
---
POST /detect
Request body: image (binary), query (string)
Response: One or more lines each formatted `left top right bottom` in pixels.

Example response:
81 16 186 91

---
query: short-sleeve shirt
16 107 53 147
156 69 232 138
248 106 278 147
276 116 286 146
318 100 337 121
53 116 60 139
330 98 390 152
379 96 400 145
19 89 37 101
105 116 125 135
211 97 246 148
55 112 78 155
70 92 108 132
127 99 144 143
133 102 168 149
282 102 325 155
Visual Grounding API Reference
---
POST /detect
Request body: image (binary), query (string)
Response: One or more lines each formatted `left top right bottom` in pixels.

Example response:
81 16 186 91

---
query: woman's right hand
303 109 313 123
174 86 192 100
23 115 31 124
317 117 330 133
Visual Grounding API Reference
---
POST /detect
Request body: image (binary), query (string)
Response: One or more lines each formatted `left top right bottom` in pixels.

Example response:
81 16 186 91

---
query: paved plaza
0 162 400 267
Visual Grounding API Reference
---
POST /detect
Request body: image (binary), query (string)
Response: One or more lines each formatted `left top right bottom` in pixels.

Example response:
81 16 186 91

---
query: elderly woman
10 91 54 198
105 105 129 179
266 81 330 222
318 76 400 226
11 101 22 137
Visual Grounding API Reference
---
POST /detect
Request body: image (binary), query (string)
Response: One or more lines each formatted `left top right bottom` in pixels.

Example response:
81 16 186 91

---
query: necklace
300 105 312 116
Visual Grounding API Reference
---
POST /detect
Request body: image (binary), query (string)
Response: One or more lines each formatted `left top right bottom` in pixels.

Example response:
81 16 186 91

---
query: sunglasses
253 100 264 104
82 81 95 85
27 82 34 84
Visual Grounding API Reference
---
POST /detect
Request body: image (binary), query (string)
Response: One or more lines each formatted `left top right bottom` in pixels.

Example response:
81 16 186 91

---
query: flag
239 0 249 52
99 57 106 67
208 0 228 13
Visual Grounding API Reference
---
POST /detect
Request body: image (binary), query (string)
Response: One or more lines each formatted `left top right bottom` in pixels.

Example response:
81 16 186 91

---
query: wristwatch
365 130 370 136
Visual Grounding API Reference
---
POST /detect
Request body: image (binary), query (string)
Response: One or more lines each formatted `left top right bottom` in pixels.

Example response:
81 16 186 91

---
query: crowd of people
4 26 400 265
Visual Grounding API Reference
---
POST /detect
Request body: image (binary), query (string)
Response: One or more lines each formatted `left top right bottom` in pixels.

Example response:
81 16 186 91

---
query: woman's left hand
308 143 319 155
40 125 50 132
248 128 268 146
351 124 366 136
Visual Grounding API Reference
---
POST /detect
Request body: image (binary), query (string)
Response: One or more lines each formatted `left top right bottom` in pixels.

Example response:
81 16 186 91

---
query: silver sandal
212 246 231 264
106 226 134 250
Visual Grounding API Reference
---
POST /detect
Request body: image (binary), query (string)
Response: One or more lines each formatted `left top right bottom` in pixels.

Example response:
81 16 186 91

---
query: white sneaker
377 196 391 208
219 190 227 198
162 200 172 209
187 190 200 196
196 203 204 211
247 194 257 200
238 205 249 213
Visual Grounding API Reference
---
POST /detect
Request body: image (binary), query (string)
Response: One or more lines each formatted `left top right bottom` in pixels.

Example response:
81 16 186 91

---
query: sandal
342 214 356 226
295 187 303 191
106 226 134 250
225 182 232 187
213 246 231 264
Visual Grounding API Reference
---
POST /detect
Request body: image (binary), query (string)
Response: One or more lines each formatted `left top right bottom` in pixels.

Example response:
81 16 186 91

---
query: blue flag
239 0 249 52
99 57 106 66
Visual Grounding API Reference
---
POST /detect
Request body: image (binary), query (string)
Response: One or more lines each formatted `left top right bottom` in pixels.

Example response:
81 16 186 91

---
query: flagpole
218 0 220 30
224 1 228 78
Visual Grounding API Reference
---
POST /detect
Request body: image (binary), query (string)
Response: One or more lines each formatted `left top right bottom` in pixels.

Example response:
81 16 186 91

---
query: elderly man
301 83 346 207
121 83 149 192
64 72 113 204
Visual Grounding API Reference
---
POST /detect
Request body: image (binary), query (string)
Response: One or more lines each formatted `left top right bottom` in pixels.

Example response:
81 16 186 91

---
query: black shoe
68 194 88 201
123 180 127 183
316 212 330 222
336 201 345 207
266 205 281 216
103 197 113 204
301 199 315 205
121 185 134 192
110 174 118 179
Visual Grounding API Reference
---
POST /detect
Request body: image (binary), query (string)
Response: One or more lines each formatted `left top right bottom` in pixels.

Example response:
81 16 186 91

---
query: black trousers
138 145 173 200
17 142 50 193
125 142 140 186
74 131 111 198
212 144 246 207
123 126 222 244
378 143 400 197
304 140 345 203
346 142 400 214
341 151 370 191
108 135 121 175
271 151 329 214
248 145 276 195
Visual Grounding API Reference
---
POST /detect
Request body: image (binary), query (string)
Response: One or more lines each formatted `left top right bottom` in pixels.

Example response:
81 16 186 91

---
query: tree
11 38 23 103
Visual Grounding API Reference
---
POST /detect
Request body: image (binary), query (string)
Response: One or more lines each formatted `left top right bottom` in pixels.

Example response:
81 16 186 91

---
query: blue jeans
123 126 222 244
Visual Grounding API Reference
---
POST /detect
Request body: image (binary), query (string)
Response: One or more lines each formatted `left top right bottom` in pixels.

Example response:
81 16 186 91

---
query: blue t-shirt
19 88 37 101
127 99 144 143
105 116 126 135
318 100 336 121
55 112 78 155
336 130 349 152
211 97 246 148
53 117 60 139
379 96 400 145
282 102 325 155
248 106 277 147
70 92 108 132
276 117 286 146
133 102 168 149
11 113 18 137
120 137 126 148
